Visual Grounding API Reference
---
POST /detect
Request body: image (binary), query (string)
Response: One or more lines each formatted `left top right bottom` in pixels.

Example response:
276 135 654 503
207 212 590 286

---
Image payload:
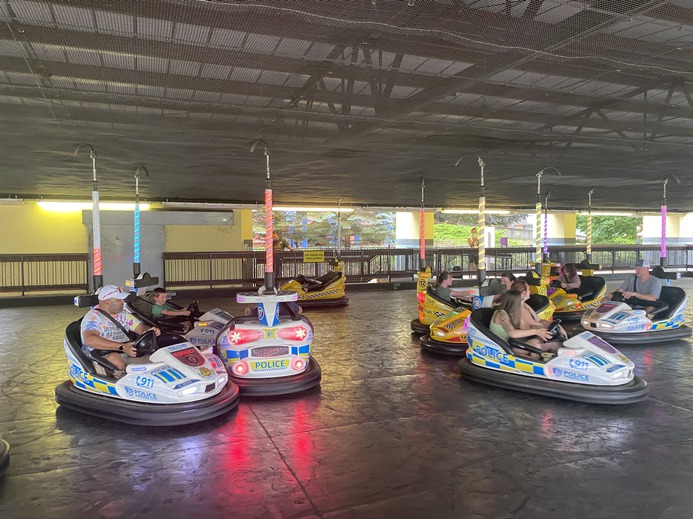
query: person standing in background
467 227 480 271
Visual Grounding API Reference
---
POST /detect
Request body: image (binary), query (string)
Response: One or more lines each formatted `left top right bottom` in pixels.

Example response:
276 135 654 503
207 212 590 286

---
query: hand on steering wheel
133 329 158 357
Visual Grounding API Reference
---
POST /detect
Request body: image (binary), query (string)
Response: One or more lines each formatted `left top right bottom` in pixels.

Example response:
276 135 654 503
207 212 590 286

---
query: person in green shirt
151 288 191 320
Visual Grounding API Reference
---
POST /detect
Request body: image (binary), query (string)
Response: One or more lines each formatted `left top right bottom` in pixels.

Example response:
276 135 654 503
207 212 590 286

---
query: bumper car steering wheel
547 319 567 342
134 329 158 357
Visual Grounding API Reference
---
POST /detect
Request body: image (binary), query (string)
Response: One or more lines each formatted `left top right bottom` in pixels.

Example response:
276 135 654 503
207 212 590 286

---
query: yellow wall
0 203 252 254
0 202 87 254
548 213 577 242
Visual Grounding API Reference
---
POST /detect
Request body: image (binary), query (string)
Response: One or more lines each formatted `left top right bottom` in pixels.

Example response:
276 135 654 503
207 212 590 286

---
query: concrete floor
1 280 693 518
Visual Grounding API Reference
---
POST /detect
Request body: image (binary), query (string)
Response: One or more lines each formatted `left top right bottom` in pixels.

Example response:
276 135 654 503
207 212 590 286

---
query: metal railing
0 254 89 295
163 245 693 289
3 246 691 294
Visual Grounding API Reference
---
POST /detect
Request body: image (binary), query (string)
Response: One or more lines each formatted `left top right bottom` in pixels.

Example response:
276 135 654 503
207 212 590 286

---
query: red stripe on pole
93 247 102 275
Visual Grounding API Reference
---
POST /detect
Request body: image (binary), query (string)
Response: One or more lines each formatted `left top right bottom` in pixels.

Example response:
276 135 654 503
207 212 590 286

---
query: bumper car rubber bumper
420 334 468 356
0 439 9 478
458 358 648 405
297 297 349 308
231 357 322 397
552 309 589 321
410 319 429 335
55 380 241 426
591 325 692 345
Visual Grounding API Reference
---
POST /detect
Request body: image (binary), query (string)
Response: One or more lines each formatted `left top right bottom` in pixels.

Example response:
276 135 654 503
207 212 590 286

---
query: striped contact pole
477 156 486 284
660 175 681 267
586 188 595 262
543 190 550 260
535 167 561 272
420 177 425 269
251 140 276 293
74 144 102 291
133 166 149 277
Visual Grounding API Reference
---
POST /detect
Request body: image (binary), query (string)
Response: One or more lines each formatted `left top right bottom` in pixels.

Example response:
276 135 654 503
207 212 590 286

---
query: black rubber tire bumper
420 334 468 357
591 325 692 345
55 380 241 426
552 310 588 321
231 357 322 397
410 319 429 335
0 439 9 478
298 297 349 308
458 357 648 405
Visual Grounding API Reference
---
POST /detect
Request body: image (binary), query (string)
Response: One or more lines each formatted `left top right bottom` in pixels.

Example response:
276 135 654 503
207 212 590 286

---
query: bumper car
124 272 204 334
420 280 505 356
523 271 555 321
411 267 470 334
0 439 9 478
548 274 607 320
459 308 648 404
214 291 321 396
55 322 240 426
581 287 691 345
279 258 348 308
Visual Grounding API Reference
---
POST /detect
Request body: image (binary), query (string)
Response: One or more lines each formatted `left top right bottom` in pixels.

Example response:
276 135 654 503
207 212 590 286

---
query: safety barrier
162 245 693 289
0 254 89 295
2 247 691 294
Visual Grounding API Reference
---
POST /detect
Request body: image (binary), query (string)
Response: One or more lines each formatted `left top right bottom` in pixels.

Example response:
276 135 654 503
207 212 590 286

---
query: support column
395 211 433 248
548 213 577 246
642 214 684 244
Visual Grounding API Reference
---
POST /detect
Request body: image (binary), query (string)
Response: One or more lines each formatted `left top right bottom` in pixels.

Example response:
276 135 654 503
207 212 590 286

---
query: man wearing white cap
80 285 159 376
608 259 662 316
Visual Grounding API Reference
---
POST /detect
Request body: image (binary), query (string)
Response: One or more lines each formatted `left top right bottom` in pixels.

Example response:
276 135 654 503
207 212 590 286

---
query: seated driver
435 271 470 302
607 259 662 317
81 285 159 378
151 287 192 321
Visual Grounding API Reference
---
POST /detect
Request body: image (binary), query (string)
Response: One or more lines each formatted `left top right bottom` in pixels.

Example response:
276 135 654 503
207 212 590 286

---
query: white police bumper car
55 322 240 426
459 308 648 404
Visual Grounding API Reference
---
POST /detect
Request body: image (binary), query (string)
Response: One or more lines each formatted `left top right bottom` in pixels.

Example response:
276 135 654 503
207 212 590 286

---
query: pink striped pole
251 140 276 292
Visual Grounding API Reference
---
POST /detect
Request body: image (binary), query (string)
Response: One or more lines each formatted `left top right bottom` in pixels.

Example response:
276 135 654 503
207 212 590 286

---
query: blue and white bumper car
214 291 322 396
459 308 648 404
55 322 240 426
581 286 691 345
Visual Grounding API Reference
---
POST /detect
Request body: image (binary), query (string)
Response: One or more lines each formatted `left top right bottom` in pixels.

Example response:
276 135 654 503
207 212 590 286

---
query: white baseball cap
632 259 651 269
96 285 129 300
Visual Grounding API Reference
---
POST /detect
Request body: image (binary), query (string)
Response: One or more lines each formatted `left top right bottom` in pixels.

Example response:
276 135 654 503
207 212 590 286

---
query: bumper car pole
251 139 276 294
75 143 102 291
535 167 561 273
543 190 551 262
660 175 680 268
477 156 486 285
419 177 426 271
586 188 595 262
133 166 149 277
337 196 342 258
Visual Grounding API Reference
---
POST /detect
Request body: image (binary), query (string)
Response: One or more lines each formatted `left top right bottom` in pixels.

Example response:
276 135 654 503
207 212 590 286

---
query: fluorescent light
38 201 151 212
442 209 511 215
0 197 23 205
272 206 355 213
162 202 252 210
580 211 635 217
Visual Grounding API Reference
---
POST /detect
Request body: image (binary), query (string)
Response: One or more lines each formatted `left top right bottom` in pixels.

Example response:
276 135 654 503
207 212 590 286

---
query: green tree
253 210 395 248
576 215 641 244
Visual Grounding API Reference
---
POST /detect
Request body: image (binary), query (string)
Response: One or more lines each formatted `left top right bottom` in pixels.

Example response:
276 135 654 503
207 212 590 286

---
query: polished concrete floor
2 280 693 518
